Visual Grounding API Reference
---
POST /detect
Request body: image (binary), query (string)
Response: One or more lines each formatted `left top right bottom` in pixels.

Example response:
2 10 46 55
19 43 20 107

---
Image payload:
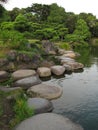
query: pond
44 46 98 130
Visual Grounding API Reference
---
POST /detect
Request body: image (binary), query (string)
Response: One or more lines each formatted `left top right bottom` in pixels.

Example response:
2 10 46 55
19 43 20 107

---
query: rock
58 49 67 55
7 50 18 61
62 52 76 59
37 67 51 77
42 40 56 54
61 57 75 64
0 71 9 82
13 76 42 89
15 113 84 130
18 53 32 62
63 64 72 71
63 62 84 71
0 86 21 93
12 69 36 81
40 60 55 68
51 65 65 76
27 98 53 114
0 58 8 67
7 62 16 72
0 86 23 100
27 83 63 100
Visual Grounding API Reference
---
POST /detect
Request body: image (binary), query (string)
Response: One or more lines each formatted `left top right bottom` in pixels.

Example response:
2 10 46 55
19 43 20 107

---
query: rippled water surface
44 47 98 130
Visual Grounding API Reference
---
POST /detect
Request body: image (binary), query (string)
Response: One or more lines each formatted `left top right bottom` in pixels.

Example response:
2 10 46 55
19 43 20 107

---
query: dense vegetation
0 2 98 54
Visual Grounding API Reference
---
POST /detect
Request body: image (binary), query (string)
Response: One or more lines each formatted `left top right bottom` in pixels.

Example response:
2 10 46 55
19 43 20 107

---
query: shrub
0 30 28 50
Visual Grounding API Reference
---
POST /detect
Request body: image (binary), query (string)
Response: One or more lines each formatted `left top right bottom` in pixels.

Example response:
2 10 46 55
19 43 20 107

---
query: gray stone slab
15 113 83 130
27 98 53 114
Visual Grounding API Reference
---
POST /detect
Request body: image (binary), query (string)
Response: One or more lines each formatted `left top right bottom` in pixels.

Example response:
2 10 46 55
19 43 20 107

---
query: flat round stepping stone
12 69 36 80
0 71 9 82
51 65 65 76
63 62 84 71
15 113 83 130
62 51 76 58
27 83 63 100
37 67 51 77
13 76 42 89
27 98 53 114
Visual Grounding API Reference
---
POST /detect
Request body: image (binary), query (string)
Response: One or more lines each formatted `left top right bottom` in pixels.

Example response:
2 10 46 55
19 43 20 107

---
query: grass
10 95 34 128
0 41 11 58
55 41 71 50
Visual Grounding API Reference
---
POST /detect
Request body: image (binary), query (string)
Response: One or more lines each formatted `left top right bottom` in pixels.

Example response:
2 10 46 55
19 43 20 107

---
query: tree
65 12 77 33
47 3 66 24
29 3 50 22
0 5 10 22
8 7 20 21
14 14 30 32
74 19 91 41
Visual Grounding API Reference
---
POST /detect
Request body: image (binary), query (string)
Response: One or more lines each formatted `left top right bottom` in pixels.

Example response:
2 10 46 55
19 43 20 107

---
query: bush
58 42 71 50
0 30 28 50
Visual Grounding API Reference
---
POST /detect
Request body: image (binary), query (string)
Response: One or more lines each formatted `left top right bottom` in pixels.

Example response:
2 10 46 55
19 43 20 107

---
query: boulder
63 64 72 71
61 57 75 64
37 67 51 77
58 49 67 55
63 62 84 71
42 40 56 54
15 113 84 130
0 58 8 67
62 52 76 59
27 98 53 114
0 71 9 82
13 76 42 89
40 60 55 68
51 65 65 76
7 50 18 61
27 83 63 100
12 69 36 81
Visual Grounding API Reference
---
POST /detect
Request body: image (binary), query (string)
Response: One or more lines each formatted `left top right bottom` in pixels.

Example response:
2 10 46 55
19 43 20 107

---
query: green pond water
44 46 98 130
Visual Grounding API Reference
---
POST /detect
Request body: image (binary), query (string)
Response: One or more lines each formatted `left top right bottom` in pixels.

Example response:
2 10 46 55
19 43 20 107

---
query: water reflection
44 46 98 130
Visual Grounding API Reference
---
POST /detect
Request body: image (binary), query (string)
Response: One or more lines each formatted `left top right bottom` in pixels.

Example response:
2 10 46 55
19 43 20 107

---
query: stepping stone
15 113 83 130
37 67 51 77
27 98 53 114
0 71 9 82
12 69 36 80
27 83 63 100
63 62 84 71
60 58 75 64
13 76 42 89
51 65 65 76
62 51 76 58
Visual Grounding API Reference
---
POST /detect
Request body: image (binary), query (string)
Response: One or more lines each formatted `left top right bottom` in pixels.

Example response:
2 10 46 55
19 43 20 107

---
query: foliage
0 22 14 30
65 12 77 33
14 14 30 32
47 3 66 24
0 30 28 50
57 42 71 50
10 96 34 127
74 19 91 41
